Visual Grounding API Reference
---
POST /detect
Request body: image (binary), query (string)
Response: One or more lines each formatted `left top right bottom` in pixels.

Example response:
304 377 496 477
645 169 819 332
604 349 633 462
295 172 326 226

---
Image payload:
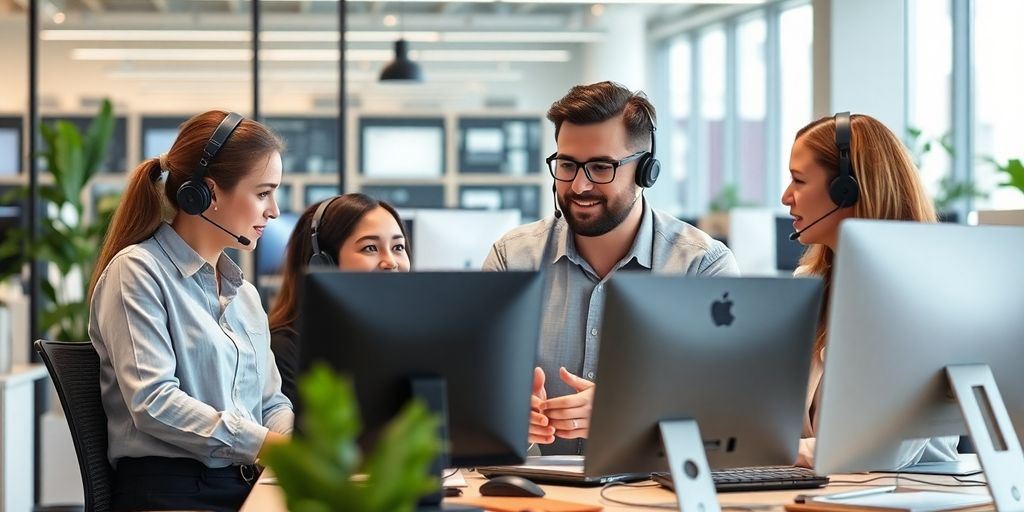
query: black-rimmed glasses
546 151 646 184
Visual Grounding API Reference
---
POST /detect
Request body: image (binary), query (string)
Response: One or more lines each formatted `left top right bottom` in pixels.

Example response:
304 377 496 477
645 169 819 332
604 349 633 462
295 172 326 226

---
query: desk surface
241 469 991 511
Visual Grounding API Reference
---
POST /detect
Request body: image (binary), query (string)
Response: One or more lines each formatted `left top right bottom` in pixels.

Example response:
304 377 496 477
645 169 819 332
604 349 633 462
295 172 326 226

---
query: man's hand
543 367 595 440
529 367 556 444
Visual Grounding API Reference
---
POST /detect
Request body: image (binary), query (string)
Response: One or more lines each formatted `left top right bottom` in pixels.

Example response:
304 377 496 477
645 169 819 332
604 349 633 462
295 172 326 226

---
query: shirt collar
154 223 244 287
556 196 655 271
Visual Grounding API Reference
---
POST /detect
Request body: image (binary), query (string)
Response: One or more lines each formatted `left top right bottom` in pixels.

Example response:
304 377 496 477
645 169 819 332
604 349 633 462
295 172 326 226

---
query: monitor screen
255 212 299 275
458 117 542 174
140 116 190 160
0 117 20 176
359 117 445 178
815 221 1024 476
0 204 22 275
775 216 805 272
410 209 521 271
585 275 823 476
298 271 542 467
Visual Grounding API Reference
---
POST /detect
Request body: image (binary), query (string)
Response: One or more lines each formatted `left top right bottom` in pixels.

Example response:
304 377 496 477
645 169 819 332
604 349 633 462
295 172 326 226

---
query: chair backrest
35 340 114 512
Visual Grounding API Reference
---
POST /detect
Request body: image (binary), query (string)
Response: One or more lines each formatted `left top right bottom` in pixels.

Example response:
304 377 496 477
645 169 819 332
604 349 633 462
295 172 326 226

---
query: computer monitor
0 205 22 275
298 271 541 469
585 275 823 512
359 117 445 178
815 220 1024 508
411 209 522 271
727 207 777 275
775 216 806 272
255 212 299 275
0 117 21 176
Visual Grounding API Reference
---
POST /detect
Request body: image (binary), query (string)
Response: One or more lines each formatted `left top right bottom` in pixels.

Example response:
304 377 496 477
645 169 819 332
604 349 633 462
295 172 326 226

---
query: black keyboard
652 465 829 493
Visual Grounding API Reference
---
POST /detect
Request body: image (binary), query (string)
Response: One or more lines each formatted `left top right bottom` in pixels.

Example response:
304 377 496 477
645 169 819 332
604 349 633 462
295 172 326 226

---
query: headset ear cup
634 154 660 188
308 252 336 268
829 175 860 208
177 180 212 216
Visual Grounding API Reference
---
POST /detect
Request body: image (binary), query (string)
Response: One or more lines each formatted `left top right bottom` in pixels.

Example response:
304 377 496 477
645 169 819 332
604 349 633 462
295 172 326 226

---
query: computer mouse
478 475 546 498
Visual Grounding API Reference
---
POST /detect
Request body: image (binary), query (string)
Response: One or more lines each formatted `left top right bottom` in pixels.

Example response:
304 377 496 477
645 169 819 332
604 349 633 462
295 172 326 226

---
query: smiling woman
87 111 294 512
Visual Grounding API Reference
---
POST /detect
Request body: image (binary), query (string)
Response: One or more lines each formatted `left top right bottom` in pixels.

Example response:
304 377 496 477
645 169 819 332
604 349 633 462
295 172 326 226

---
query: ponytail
88 158 166 300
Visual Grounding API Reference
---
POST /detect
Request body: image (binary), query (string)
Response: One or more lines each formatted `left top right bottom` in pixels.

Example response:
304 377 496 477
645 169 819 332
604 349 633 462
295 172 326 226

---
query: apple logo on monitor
711 292 734 327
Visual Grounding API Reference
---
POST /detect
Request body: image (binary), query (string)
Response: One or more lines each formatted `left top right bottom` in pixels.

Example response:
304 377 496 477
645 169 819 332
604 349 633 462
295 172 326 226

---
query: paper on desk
259 468 467 487
811 490 991 512
503 455 587 473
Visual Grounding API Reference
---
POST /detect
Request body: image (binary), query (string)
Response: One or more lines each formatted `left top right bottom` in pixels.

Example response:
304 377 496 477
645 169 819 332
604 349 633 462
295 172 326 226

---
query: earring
214 206 218 211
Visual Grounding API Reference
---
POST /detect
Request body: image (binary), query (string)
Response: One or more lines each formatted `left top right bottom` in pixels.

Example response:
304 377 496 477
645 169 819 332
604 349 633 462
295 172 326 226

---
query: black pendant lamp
380 38 423 82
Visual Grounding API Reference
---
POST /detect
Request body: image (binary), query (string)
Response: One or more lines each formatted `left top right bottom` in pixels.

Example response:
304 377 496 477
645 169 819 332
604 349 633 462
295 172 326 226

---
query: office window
668 37 693 214
699 28 726 203
973 0 1024 210
737 15 767 205
907 0 953 203
778 2 813 199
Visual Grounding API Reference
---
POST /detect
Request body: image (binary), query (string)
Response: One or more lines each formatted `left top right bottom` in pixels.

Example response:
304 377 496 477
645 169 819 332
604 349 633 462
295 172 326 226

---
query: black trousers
112 456 261 512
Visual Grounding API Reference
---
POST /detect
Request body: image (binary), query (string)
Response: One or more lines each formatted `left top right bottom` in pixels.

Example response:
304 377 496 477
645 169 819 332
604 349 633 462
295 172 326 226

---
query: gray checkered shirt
483 200 739 454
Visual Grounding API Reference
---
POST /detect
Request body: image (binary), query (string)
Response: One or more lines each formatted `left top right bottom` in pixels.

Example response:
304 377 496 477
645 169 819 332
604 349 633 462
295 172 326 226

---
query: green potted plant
905 127 987 221
0 99 116 342
263 364 442 512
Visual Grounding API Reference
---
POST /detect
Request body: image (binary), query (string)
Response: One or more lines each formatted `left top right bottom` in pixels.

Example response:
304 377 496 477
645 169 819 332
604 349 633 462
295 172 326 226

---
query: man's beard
559 189 641 237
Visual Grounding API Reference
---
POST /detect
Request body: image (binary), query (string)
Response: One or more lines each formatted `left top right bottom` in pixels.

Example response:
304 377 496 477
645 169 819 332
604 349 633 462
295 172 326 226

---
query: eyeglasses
546 151 646 184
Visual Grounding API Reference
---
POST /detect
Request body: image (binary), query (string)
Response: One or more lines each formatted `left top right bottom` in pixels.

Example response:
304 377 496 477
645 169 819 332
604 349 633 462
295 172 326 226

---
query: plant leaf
82 100 115 180
998 159 1024 194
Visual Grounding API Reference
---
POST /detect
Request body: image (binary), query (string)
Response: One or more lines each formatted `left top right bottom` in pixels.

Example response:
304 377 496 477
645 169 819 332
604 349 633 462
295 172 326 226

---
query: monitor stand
660 419 721 512
411 377 482 512
946 364 1024 511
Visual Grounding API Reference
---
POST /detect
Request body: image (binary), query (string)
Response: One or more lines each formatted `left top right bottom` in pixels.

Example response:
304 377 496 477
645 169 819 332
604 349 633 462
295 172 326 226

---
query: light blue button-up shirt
483 200 740 454
90 223 293 468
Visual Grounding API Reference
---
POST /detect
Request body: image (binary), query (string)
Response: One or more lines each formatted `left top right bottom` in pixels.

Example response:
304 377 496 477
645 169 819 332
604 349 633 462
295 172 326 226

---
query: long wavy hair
794 114 936 352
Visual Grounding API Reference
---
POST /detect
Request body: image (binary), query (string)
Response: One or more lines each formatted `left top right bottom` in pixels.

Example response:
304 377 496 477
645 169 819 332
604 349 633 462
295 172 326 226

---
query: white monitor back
410 209 522 271
728 207 778 276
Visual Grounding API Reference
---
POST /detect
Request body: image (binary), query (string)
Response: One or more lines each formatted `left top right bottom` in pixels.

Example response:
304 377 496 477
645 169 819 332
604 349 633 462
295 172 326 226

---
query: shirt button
590 328 598 336
596 284 602 291
587 372 595 379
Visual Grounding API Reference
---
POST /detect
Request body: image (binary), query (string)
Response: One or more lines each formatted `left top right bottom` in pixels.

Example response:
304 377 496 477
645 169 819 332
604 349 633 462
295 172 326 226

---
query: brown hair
89 110 284 298
547 81 656 152
267 193 409 333
794 113 936 351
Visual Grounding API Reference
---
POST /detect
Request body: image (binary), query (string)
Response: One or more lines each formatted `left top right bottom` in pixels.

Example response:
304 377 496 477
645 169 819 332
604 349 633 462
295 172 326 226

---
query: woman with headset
89 111 292 511
782 112 959 469
267 193 410 402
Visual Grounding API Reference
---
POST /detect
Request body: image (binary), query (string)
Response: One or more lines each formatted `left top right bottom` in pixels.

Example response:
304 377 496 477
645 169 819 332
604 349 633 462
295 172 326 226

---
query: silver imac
586 275 824 512
815 220 1024 509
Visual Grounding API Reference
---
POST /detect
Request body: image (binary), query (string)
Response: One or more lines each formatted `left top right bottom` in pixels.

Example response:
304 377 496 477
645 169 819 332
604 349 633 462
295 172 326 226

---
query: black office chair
34 340 114 512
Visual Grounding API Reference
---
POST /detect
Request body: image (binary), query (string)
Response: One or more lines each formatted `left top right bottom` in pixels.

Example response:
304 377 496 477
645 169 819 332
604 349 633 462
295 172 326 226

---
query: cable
827 474 987 488
597 481 772 511
441 468 460 480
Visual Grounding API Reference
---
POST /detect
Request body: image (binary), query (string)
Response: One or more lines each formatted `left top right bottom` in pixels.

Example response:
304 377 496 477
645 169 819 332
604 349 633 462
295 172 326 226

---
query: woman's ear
204 177 218 207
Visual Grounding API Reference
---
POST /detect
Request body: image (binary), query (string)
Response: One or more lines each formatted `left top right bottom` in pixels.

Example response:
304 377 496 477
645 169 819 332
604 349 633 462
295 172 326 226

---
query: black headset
829 111 860 208
177 112 245 216
634 104 661 188
308 195 342 267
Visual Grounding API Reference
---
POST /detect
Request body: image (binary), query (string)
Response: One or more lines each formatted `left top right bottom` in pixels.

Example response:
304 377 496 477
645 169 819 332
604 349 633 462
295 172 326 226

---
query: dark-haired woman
267 193 410 402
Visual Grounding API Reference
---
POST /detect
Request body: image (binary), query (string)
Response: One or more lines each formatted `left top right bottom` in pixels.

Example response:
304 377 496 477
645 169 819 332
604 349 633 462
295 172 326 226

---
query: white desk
241 469 992 511
0 364 48 512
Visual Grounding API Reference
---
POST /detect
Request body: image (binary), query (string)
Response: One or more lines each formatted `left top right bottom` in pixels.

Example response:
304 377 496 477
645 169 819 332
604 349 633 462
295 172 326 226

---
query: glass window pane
779 3 813 199
974 0 1024 210
908 0 952 211
737 15 767 205
669 37 692 212
699 28 726 203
